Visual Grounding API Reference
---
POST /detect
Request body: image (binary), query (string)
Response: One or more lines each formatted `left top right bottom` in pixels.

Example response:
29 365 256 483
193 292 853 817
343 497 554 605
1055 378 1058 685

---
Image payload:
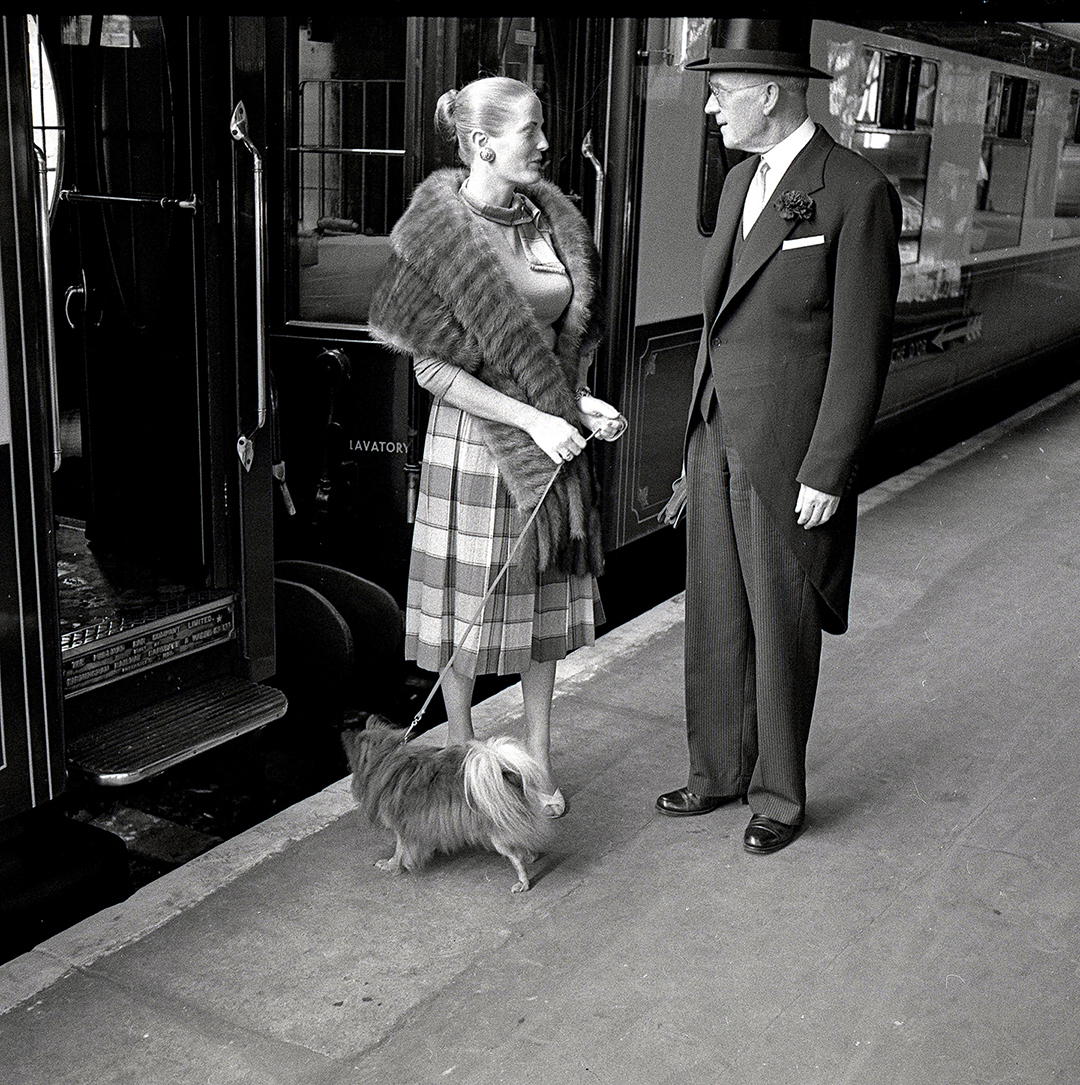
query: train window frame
855 47 937 132
972 72 1039 254
1051 86 1080 241
851 46 938 265
284 15 559 329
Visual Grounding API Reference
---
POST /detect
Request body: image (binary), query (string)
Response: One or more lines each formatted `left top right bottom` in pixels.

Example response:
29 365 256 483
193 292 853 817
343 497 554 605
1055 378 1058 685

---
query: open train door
18 15 286 790
0 15 136 961
0 16 65 823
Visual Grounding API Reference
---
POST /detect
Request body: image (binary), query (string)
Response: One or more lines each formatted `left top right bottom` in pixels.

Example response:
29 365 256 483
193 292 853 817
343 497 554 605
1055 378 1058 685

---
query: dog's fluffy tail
462 737 551 838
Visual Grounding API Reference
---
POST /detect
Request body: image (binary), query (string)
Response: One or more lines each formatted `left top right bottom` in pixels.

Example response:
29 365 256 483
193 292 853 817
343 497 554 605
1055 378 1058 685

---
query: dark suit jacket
686 124 901 633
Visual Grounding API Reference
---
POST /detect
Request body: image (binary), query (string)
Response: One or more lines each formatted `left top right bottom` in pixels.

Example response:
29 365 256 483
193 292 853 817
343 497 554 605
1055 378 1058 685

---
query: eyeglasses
707 80 770 105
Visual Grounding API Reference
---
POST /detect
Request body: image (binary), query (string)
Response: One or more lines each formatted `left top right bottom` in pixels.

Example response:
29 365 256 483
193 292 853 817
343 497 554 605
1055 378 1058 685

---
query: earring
479 146 495 163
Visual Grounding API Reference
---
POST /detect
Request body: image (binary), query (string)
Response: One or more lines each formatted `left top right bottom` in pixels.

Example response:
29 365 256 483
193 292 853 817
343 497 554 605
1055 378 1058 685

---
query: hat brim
684 56 831 80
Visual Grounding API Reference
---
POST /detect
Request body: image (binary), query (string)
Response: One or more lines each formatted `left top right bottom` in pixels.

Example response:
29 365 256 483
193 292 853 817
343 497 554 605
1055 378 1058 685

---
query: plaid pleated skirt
406 401 604 678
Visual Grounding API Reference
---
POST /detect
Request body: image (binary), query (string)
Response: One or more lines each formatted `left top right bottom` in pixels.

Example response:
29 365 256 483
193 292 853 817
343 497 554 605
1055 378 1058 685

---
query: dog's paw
375 857 402 875
511 877 530 893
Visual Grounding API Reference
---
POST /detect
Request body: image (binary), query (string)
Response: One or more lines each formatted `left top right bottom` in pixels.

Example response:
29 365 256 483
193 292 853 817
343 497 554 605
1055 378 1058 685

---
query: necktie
742 159 769 238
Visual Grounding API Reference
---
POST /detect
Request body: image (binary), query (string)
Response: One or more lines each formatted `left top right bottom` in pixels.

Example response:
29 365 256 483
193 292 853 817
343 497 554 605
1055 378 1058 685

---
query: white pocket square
782 235 825 250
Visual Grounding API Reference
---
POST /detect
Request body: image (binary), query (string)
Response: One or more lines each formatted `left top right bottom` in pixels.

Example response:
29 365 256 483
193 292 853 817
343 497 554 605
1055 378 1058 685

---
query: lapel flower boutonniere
775 190 815 222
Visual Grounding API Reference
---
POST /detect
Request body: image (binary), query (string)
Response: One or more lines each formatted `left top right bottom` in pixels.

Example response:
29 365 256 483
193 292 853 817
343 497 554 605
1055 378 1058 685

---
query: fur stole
368 168 604 577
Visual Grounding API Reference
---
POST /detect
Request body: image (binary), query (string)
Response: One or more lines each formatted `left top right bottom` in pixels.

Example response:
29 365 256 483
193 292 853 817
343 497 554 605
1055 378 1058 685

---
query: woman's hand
577 394 627 442
526 411 588 465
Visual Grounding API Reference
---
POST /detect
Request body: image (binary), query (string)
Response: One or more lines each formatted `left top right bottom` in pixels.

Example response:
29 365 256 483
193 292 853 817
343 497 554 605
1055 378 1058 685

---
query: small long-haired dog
341 716 554 892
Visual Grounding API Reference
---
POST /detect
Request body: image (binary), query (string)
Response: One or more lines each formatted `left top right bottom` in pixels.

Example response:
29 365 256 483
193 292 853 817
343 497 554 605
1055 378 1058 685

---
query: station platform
3 382 1080 1084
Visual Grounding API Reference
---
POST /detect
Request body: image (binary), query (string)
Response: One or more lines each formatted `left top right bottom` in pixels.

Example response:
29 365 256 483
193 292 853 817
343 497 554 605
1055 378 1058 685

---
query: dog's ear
340 728 364 765
343 709 377 731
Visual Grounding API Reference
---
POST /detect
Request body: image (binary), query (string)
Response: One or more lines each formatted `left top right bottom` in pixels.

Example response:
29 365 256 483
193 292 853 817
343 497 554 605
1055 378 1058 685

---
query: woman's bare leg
520 658 558 793
440 664 475 746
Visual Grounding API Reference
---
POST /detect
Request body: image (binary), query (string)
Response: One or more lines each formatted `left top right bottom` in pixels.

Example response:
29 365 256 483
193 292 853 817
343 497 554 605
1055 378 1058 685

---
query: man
656 20 901 854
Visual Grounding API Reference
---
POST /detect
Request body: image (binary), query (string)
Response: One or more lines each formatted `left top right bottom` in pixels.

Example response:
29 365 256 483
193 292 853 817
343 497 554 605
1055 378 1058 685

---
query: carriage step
67 676 288 786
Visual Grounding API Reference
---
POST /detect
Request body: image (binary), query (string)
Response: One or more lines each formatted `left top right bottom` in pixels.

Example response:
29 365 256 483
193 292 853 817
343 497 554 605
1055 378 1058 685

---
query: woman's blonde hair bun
434 88 460 142
433 77 536 164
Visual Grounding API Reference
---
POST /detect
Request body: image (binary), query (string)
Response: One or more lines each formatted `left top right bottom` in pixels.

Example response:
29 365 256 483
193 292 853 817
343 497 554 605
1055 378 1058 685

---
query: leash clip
401 712 424 744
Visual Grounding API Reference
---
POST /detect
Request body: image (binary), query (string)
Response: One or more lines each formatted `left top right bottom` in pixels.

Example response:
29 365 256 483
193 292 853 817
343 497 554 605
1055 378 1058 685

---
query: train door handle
62 268 100 330
230 101 269 472
63 277 84 330
582 129 605 253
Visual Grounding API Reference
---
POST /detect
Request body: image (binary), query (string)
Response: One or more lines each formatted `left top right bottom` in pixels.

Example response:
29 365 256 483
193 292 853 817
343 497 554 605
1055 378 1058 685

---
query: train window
290 17 407 326
698 101 746 235
1052 88 1080 240
852 48 937 264
27 16 63 215
973 73 1038 253
985 73 1037 140
694 17 750 234
853 131 930 265
856 49 937 132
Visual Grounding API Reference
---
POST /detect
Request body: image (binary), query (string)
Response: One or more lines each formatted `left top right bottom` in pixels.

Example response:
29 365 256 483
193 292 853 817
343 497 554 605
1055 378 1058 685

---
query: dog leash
400 433 597 744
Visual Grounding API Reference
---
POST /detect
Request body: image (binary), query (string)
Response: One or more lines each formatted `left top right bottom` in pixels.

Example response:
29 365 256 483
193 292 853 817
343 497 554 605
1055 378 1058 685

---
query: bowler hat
685 19 831 79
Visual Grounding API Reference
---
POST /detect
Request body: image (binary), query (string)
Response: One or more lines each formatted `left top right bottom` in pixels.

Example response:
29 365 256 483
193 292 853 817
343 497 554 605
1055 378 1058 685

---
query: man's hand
659 474 688 527
795 483 840 529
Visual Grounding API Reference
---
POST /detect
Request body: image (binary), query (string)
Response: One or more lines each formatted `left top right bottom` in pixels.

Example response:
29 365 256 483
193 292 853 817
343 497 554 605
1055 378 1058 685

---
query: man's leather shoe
655 787 740 816
743 814 802 854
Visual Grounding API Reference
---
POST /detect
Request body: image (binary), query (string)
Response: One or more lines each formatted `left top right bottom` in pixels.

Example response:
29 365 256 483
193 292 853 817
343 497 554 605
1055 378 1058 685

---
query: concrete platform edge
0 594 687 1018
0 781 356 1016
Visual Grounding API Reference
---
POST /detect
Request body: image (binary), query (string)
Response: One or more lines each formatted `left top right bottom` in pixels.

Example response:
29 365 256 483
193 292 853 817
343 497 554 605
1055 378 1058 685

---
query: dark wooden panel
603 316 700 549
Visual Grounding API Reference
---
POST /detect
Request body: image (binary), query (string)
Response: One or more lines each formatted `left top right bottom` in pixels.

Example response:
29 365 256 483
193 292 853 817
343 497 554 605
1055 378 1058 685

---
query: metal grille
297 78 406 235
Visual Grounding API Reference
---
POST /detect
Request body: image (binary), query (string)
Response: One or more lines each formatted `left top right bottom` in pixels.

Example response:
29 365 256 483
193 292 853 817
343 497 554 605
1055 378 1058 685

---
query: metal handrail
289 146 404 156
230 101 268 471
582 129 606 253
33 146 62 473
59 188 198 211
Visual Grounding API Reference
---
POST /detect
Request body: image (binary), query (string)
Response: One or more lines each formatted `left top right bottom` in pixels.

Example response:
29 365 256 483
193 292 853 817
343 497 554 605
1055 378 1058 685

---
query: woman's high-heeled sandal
538 788 568 819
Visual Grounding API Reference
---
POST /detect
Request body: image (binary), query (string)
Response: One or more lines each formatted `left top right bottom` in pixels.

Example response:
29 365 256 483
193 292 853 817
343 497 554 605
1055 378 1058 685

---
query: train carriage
270 15 1080 573
815 20 1080 438
3 14 1080 949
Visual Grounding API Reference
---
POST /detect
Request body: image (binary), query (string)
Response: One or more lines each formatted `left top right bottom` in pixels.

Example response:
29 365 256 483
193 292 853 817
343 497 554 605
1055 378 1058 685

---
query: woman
368 76 623 817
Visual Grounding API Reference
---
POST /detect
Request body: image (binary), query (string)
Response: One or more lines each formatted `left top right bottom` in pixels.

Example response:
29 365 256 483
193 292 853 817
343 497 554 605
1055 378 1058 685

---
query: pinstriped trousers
684 405 822 826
